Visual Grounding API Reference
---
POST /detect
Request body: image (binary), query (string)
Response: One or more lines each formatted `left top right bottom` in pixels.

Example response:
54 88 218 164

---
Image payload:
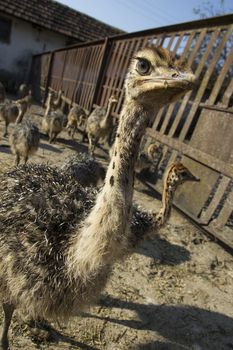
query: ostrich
9 108 40 166
44 91 53 117
0 98 29 137
51 89 63 111
25 160 199 337
0 82 5 103
136 142 163 173
131 162 199 243
23 90 33 110
66 105 88 139
41 109 64 143
0 46 196 349
86 95 118 155
61 152 106 187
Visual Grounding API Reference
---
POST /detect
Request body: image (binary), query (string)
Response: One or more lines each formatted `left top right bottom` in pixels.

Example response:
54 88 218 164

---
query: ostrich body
42 109 63 143
0 98 28 137
22 90 33 110
66 105 87 139
61 153 106 187
0 103 18 136
44 90 63 116
0 82 5 103
0 46 196 349
15 91 32 114
9 108 40 165
86 95 118 155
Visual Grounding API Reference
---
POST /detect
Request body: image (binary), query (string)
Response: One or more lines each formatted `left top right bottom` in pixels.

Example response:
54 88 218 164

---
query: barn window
0 17 11 44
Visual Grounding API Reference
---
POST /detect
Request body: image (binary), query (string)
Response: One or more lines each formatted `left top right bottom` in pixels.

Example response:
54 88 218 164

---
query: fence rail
29 14 233 249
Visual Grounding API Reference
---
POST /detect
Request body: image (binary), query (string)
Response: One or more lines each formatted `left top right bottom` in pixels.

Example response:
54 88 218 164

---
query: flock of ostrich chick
0 46 199 349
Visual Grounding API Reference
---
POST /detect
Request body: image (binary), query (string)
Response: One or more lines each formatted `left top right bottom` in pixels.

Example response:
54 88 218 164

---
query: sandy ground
0 102 233 350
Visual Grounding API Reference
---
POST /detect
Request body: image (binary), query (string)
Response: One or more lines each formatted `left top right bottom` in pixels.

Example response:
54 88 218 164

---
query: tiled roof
0 0 124 41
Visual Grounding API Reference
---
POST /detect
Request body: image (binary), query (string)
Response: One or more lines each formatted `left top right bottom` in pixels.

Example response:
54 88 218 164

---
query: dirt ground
0 102 233 350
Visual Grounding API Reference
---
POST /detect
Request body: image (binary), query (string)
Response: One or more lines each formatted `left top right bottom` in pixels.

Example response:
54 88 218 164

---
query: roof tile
0 0 124 41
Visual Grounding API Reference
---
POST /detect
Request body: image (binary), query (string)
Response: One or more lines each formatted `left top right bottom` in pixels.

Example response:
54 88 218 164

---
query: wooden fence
30 14 233 249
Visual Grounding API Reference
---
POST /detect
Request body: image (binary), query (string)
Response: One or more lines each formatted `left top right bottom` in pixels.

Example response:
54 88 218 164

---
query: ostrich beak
140 72 196 91
186 171 200 182
190 175 200 182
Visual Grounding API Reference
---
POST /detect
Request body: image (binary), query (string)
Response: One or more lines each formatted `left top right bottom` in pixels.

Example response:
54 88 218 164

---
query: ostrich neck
16 108 24 124
68 100 156 282
54 91 61 106
45 95 52 116
101 101 114 127
156 182 177 226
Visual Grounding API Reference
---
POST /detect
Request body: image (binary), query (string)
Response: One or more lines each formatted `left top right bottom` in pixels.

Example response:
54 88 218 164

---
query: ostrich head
125 46 196 118
108 95 118 104
147 143 160 159
165 163 200 188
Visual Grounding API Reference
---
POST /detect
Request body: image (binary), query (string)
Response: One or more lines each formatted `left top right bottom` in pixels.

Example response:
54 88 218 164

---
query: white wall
0 15 70 87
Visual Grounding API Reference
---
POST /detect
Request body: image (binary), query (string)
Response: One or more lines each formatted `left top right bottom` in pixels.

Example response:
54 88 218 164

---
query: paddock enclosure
30 15 233 249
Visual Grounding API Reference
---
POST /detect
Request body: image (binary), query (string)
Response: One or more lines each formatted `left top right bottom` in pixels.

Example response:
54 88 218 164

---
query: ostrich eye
136 59 151 75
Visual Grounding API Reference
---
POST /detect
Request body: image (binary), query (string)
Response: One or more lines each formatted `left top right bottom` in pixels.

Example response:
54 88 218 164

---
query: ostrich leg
0 303 14 350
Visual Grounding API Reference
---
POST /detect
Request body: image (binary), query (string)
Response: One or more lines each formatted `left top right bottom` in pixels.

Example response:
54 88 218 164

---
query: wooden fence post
43 51 54 106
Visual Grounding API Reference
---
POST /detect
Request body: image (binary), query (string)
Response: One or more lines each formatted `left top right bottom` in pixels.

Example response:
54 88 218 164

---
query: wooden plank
208 45 233 105
81 46 100 109
190 109 233 164
210 189 233 230
42 52 54 106
171 33 184 53
90 38 112 106
146 128 233 179
166 34 176 50
220 75 233 108
152 33 187 131
199 103 233 114
101 41 120 104
179 25 233 141
200 177 231 224
206 224 233 249
168 29 221 138
157 30 207 136
75 47 92 105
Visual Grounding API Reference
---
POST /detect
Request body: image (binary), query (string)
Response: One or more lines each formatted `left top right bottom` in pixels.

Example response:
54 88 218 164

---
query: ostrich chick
62 152 106 187
0 46 196 350
131 162 199 243
136 142 163 173
41 109 64 143
9 109 40 166
22 90 33 110
86 95 118 155
0 98 28 137
66 105 87 139
51 89 63 111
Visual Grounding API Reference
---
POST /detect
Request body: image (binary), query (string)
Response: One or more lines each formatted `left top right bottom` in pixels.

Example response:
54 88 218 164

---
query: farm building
0 0 123 90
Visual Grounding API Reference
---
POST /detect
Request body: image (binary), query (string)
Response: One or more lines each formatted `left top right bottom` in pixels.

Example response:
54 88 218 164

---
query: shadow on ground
89 296 233 350
39 142 63 153
138 237 190 265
